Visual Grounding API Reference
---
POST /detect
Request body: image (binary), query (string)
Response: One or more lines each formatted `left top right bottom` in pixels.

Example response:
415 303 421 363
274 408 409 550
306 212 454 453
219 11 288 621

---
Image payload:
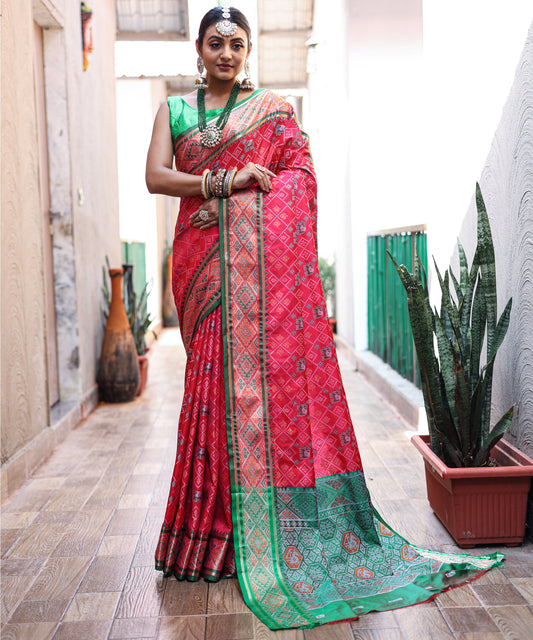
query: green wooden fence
367 225 427 387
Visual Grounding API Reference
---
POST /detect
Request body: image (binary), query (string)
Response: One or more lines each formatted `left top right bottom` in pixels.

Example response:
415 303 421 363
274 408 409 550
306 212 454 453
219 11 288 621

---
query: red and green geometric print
218 94 503 629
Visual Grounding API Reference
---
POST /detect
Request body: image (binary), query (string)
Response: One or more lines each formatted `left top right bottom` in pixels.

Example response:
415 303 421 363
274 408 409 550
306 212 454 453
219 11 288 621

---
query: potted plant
102 259 157 396
389 183 533 547
318 256 337 333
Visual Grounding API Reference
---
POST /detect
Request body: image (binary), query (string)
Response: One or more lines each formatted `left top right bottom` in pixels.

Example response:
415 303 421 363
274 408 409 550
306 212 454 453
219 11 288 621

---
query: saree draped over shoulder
155 90 504 629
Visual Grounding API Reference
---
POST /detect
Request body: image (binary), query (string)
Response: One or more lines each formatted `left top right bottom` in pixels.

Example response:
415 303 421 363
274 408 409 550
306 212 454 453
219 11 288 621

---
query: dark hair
197 7 252 47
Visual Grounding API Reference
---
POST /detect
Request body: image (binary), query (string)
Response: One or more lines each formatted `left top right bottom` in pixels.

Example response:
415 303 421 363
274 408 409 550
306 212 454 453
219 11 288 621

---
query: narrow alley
1 330 532 640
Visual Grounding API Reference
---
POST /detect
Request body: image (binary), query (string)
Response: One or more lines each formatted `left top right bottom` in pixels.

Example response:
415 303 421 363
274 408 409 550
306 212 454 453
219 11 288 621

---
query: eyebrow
207 35 245 44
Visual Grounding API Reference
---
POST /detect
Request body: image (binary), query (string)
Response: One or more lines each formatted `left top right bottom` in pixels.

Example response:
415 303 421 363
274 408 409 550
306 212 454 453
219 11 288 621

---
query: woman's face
197 24 250 83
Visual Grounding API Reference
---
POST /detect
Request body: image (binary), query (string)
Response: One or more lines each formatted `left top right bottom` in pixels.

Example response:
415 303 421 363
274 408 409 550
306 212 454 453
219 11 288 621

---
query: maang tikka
216 6 237 37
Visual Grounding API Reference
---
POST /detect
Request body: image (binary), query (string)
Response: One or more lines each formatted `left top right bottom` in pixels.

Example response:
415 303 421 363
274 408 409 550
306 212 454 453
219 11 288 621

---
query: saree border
219 195 315 629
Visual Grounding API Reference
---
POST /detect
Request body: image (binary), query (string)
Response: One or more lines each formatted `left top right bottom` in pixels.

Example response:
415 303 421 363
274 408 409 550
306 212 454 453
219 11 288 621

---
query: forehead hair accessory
216 7 237 37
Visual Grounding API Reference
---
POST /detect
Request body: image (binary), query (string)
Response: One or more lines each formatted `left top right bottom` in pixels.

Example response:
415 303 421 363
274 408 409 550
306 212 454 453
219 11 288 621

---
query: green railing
121 240 147 308
367 225 427 387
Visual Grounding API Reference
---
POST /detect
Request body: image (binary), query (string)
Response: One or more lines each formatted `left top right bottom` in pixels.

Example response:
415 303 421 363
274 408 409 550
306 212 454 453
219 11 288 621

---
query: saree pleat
156 307 235 581
156 89 504 628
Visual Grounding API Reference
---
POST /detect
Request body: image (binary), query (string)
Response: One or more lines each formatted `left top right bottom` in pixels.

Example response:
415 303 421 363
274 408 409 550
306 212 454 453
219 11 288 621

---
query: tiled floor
1 329 532 640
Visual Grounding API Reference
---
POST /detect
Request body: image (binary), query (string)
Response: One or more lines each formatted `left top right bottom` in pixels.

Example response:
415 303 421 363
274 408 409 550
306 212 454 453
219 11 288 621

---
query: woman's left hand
190 198 218 230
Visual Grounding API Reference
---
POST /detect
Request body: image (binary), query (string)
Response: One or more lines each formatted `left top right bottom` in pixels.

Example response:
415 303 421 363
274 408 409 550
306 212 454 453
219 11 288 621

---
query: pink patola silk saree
155 89 503 629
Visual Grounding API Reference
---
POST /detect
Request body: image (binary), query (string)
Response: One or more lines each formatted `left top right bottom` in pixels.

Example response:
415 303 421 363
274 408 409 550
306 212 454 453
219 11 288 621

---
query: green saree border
219 195 316 629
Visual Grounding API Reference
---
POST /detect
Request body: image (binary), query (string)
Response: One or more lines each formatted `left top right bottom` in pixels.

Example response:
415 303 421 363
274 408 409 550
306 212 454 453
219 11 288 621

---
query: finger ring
254 164 265 173
199 210 209 221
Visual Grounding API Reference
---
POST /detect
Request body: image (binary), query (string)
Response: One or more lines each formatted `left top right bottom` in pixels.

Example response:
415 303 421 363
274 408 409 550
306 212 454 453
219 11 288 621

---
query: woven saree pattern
156 89 504 628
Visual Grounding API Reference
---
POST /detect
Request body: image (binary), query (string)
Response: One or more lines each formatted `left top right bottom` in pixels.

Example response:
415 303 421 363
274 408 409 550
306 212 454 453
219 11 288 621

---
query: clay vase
98 268 140 402
162 253 179 327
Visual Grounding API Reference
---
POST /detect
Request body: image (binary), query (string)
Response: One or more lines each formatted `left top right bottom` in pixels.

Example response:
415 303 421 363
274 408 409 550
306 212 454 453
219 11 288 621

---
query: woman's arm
145 102 203 198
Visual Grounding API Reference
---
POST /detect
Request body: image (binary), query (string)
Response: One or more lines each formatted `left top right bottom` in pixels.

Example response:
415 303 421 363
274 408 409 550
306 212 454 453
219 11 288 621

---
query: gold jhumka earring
195 56 208 89
241 59 255 91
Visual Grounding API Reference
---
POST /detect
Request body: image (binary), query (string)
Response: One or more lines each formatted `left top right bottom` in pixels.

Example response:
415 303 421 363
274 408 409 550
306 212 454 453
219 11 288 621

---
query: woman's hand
190 198 219 230
232 162 276 193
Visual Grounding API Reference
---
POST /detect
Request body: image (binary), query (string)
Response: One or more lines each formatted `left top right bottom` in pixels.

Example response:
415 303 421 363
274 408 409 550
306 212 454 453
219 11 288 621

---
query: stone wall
1 0 121 496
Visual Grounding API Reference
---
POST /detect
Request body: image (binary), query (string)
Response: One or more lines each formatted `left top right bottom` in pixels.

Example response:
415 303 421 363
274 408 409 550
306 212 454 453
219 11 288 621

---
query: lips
218 65 232 71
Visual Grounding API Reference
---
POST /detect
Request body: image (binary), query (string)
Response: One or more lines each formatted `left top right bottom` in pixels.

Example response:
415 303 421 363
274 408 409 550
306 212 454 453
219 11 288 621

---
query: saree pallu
155 90 504 629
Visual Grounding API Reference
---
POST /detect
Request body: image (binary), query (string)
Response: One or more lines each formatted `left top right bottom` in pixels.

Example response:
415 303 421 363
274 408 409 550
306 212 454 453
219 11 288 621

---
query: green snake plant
389 184 513 467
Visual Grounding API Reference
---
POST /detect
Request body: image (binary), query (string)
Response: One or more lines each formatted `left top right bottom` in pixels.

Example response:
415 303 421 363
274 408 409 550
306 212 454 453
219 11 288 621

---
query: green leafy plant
388 184 513 467
318 256 336 318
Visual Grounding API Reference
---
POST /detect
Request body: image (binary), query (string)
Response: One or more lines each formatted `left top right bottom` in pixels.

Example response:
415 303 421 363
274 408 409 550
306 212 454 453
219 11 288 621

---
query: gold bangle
228 167 238 196
201 169 210 199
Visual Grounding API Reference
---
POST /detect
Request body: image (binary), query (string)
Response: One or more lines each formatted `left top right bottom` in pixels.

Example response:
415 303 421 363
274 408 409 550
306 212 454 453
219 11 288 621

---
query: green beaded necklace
197 81 241 148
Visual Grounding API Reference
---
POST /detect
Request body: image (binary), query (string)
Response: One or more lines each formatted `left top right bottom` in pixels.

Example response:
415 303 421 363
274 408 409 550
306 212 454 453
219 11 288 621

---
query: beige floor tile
454 634 505 640
486 604 533 639
470 568 509 585
157 615 205 640
53 620 111 640
205 612 254 640
109 616 159 639
8 598 69 623
115 566 166 619
2 491 54 514
25 477 66 491
471 582 528 606
0 557 45 576
304 621 356 639
207 578 248 615
6 524 66 559
63 591 121 621
97 534 139 557
51 537 100 557
440 607 500 633
78 555 132 592
1 528 24 557
0 622 57 640
509 577 533 604
25 556 91 600
107 508 148 536
63 508 113 540
394 603 455 639
1 512 39 529
1 575 38 621
349 630 404 640
350 609 398 629
254 617 305 640
118 493 153 509
436 584 482 608
161 577 208 616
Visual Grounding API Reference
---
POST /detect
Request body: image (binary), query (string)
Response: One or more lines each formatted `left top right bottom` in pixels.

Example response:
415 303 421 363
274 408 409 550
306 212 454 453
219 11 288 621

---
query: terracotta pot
137 354 149 396
98 268 140 402
412 434 533 548
162 253 179 327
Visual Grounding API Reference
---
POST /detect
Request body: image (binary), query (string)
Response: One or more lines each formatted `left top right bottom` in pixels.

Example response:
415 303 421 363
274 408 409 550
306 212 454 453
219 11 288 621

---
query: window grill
116 0 189 41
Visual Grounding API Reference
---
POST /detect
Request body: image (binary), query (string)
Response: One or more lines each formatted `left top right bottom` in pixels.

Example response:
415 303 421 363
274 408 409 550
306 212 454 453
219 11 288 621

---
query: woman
147 6 503 631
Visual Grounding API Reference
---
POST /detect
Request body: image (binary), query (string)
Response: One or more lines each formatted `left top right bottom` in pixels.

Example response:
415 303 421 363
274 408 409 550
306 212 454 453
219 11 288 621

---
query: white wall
116 79 162 321
319 0 533 351
453 23 533 457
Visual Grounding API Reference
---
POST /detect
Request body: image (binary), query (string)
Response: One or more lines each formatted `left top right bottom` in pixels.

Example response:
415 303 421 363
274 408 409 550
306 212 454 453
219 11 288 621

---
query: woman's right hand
232 162 276 193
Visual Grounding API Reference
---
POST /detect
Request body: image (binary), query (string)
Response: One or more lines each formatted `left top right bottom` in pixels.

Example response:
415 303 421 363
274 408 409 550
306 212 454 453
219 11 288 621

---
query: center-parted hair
197 7 252 46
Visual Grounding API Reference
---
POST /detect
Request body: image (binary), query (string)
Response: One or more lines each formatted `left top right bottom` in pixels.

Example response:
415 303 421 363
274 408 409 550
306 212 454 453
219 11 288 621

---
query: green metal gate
367 225 427 387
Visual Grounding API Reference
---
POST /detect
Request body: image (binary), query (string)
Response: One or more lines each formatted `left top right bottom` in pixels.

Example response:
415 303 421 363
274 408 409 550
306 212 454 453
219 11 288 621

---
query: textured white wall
1 0 121 472
1 0 49 463
454 23 533 457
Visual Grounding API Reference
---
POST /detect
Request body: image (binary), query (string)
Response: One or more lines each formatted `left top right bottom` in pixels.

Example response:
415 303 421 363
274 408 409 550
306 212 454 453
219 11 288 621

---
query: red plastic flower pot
412 434 533 548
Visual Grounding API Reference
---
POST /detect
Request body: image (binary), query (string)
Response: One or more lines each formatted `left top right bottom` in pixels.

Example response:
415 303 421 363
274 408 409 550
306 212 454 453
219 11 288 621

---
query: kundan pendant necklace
197 81 241 148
